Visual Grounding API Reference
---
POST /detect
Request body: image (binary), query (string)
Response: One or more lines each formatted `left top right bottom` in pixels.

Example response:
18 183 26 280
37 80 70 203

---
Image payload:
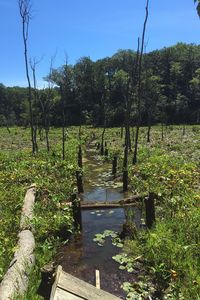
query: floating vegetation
112 253 135 273
93 230 123 248
121 280 156 300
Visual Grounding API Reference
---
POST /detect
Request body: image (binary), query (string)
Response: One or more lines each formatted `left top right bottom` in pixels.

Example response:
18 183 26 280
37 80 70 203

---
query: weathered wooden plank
95 270 100 289
81 202 138 209
80 194 145 210
53 287 85 300
51 266 120 300
50 265 62 300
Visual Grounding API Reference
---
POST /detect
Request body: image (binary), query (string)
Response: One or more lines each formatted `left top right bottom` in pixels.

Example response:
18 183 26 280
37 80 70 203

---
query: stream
57 143 142 299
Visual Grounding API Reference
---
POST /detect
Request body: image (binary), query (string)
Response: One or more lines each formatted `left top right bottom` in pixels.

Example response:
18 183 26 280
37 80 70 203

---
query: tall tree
133 0 150 164
18 0 36 153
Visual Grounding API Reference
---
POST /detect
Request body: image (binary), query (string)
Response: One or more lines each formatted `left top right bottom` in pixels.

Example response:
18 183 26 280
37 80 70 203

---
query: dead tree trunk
133 0 149 164
161 122 164 141
123 126 129 192
19 0 36 154
147 114 152 143
145 192 155 229
71 193 82 230
120 126 124 139
104 144 108 157
147 125 151 143
127 126 132 152
100 127 106 155
112 155 117 176
78 145 83 169
30 59 39 153
182 124 186 136
60 85 66 160
76 171 84 194
132 126 135 142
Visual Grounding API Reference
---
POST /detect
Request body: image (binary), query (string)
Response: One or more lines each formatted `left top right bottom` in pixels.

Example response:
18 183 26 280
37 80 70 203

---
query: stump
112 156 117 175
76 170 84 194
71 193 82 230
145 192 156 229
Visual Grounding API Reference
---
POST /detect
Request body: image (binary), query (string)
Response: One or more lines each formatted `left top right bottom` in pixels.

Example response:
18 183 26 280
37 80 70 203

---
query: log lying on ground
0 184 36 300
20 184 36 230
0 230 35 299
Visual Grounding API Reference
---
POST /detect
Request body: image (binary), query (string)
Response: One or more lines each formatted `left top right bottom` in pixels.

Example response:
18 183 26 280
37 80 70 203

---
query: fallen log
81 202 128 209
0 184 36 300
81 194 145 210
119 194 145 204
0 230 35 300
20 184 36 230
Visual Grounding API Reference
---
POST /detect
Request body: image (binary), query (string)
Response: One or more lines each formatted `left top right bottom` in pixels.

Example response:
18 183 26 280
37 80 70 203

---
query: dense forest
1 42 200 128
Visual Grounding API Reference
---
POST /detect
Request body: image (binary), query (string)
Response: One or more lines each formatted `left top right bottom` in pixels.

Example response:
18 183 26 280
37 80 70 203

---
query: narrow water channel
58 142 141 299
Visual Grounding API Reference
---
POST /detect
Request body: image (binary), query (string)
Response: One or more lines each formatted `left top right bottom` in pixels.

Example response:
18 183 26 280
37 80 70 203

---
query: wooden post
71 193 82 230
76 170 84 194
112 156 117 175
104 147 108 157
96 142 100 150
78 145 83 169
100 143 104 155
145 192 155 229
123 170 128 192
95 270 100 289
100 127 106 155
123 127 129 192
121 126 123 139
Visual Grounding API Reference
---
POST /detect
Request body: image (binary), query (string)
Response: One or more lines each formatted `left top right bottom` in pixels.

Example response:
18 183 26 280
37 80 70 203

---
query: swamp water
58 144 142 299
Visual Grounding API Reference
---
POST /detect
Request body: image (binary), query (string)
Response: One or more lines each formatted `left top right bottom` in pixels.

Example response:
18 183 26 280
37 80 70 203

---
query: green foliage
1 125 200 299
112 253 135 273
1 43 200 127
127 126 200 299
121 280 156 300
93 230 123 248
0 127 80 296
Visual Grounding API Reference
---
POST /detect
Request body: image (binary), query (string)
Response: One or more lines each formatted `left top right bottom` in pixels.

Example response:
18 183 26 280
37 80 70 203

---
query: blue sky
0 0 199 87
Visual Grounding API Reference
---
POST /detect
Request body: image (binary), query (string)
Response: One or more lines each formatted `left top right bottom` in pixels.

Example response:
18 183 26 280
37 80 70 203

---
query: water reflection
59 143 141 298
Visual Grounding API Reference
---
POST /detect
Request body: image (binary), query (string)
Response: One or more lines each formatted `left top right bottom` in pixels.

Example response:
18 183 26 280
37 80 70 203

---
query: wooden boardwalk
50 266 121 300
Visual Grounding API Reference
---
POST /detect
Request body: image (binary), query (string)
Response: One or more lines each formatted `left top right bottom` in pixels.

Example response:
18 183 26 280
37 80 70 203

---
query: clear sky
0 0 199 87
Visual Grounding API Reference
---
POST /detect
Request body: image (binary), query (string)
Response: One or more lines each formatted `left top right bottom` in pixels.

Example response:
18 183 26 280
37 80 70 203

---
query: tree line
0 43 200 130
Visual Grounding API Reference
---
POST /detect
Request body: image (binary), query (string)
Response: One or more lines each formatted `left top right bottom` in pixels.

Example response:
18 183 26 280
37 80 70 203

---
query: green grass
1 125 200 299
0 126 82 298
92 125 200 299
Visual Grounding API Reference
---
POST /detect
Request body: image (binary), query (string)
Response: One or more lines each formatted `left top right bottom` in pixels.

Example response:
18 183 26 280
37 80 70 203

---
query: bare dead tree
133 0 150 164
41 55 56 152
122 38 140 191
60 54 69 160
30 57 43 153
123 77 131 192
19 0 37 154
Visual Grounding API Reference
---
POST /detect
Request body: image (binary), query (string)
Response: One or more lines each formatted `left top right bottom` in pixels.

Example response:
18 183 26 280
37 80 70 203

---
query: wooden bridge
50 266 120 300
